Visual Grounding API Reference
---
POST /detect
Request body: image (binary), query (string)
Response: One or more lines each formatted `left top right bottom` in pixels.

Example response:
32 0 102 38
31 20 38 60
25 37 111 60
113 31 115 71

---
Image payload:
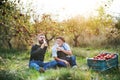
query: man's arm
31 45 47 54
62 50 72 55
57 47 72 55
30 45 44 55
31 39 48 55
54 57 70 65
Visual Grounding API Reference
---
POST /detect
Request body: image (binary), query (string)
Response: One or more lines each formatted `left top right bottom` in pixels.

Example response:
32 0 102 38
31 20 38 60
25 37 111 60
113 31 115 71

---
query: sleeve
64 43 71 51
52 45 57 57
30 45 43 55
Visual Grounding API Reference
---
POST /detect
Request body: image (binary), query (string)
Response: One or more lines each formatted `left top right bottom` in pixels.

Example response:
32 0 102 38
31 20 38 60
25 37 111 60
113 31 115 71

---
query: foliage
0 0 32 49
62 6 114 47
108 18 120 46
0 0 120 49
33 14 65 45
0 1 120 79
63 16 86 47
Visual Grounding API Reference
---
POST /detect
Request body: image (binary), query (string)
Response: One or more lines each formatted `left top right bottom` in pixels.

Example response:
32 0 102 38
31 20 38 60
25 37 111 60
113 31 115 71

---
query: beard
39 40 44 44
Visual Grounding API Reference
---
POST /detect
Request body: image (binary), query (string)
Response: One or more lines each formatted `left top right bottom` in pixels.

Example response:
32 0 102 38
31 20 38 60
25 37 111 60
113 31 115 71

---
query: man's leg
29 61 45 72
57 61 67 67
70 55 77 67
43 60 57 70
29 61 40 71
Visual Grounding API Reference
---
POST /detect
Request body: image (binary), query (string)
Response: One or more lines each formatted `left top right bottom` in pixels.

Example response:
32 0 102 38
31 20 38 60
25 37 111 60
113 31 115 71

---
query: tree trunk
7 40 12 49
73 35 79 47
45 34 55 46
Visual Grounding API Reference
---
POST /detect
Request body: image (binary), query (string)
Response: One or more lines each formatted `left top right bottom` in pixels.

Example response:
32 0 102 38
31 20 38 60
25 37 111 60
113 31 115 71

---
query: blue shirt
52 43 71 57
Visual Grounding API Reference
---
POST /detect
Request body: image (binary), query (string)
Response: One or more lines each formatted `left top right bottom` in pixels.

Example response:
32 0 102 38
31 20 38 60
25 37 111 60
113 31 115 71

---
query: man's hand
41 39 48 48
54 57 70 67
43 39 48 47
62 60 70 67
41 43 45 49
43 39 46 44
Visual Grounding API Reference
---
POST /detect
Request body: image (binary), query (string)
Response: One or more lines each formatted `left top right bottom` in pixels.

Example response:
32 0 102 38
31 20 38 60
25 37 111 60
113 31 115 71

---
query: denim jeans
29 60 57 71
57 55 77 67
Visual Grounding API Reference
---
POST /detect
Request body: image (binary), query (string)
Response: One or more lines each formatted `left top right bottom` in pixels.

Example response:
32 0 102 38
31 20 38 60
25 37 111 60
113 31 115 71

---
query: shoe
39 67 45 73
72 65 78 69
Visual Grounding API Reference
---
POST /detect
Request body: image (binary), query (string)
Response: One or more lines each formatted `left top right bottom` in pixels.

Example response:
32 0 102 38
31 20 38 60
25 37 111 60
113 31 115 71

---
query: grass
0 47 120 80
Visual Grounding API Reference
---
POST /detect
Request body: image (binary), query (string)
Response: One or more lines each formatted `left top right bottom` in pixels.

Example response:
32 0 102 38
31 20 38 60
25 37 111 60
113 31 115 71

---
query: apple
93 53 116 60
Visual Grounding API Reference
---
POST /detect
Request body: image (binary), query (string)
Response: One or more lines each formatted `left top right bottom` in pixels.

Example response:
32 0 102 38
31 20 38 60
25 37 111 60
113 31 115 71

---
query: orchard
0 0 120 80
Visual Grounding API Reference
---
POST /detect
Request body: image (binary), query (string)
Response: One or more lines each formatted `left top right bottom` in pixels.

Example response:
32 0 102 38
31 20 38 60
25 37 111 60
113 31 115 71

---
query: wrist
40 44 44 48
62 60 66 63
44 43 48 46
61 49 64 52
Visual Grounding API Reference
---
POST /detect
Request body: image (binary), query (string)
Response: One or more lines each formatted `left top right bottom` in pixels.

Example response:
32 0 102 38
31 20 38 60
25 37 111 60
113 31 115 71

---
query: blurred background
1 0 120 50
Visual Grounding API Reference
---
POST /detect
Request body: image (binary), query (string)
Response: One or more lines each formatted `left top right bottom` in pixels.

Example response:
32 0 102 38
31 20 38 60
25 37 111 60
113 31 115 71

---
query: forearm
61 50 72 55
54 57 69 65
31 48 43 54
57 47 72 55
54 57 66 62
41 43 47 49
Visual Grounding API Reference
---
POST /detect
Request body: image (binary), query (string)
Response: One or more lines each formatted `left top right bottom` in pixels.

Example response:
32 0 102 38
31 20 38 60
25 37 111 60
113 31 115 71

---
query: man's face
38 35 45 44
56 39 64 47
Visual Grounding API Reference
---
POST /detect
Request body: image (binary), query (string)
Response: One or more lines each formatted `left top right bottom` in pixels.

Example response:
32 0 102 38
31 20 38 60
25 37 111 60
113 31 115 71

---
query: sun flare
15 0 120 21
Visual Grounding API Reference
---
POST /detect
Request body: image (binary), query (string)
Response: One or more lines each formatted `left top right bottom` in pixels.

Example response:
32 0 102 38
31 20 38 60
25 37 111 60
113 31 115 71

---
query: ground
0 47 120 80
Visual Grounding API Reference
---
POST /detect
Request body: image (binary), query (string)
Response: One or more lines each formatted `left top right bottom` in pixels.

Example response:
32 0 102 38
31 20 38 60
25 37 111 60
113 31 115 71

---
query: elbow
68 51 72 55
69 53 72 55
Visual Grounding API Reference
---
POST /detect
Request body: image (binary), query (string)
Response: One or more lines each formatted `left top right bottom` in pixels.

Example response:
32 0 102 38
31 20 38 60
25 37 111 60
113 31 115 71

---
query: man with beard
29 34 57 72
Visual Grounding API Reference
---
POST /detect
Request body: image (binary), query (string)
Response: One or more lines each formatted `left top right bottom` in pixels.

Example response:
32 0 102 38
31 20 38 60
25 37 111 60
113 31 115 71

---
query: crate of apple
87 53 118 71
93 53 116 60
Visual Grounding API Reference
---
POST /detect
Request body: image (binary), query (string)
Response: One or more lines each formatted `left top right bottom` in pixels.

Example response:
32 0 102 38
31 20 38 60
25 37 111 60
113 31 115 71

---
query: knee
29 63 40 71
29 62 38 68
57 61 67 67
71 55 76 59
29 63 36 67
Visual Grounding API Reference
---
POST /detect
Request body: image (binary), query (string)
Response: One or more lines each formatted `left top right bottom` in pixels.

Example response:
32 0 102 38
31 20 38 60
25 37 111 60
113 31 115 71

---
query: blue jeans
57 55 77 67
29 60 57 71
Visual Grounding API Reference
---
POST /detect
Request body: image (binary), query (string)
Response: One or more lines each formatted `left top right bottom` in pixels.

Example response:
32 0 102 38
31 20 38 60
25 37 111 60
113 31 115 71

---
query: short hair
56 36 65 42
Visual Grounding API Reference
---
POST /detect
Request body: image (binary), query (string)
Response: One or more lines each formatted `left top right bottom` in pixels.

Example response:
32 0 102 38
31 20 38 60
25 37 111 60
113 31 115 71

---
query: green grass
0 47 120 80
